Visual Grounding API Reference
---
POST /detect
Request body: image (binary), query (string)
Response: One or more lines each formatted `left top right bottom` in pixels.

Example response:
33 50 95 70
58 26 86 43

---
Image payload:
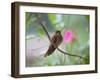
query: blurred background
25 12 90 67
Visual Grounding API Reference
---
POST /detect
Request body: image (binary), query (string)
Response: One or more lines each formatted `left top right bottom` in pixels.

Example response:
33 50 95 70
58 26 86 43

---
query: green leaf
48 14 56 24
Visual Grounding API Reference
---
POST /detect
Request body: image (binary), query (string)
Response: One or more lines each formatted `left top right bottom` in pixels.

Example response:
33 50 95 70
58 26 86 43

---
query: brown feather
44 31 63 57
44 44 56 57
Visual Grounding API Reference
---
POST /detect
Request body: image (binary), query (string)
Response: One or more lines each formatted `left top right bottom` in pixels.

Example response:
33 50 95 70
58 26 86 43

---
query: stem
39 21 51 40
63 54 66 65
57 48 86 60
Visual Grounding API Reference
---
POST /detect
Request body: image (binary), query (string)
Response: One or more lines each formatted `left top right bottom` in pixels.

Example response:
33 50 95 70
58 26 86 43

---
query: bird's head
56 30 61 34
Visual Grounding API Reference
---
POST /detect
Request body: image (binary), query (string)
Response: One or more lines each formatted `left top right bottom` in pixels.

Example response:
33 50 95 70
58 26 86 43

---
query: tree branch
57 48 86 59
37 16 87 60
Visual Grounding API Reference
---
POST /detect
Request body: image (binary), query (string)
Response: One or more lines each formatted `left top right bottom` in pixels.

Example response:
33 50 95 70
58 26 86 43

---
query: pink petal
64 30 73 43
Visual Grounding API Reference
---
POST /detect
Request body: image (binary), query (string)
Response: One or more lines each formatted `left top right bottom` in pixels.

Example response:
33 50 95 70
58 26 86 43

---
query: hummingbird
44 31 63 57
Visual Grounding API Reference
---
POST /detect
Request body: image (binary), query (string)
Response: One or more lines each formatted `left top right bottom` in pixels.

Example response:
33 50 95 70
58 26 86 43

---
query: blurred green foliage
25 12 90 67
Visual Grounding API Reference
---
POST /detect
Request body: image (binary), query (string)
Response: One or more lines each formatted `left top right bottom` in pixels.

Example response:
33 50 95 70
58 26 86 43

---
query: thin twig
57 48 86 59
39 22 51 40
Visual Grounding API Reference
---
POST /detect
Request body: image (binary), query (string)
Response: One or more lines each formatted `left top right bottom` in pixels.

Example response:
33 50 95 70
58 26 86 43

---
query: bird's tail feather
44 45 56 57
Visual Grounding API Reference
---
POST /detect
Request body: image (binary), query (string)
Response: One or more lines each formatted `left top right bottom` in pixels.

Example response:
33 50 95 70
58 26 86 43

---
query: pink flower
64 30 73 43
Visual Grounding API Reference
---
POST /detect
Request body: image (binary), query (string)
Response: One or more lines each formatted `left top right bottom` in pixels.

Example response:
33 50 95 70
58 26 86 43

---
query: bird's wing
51 34 58 46
51 34 62 48
51 34 57 41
